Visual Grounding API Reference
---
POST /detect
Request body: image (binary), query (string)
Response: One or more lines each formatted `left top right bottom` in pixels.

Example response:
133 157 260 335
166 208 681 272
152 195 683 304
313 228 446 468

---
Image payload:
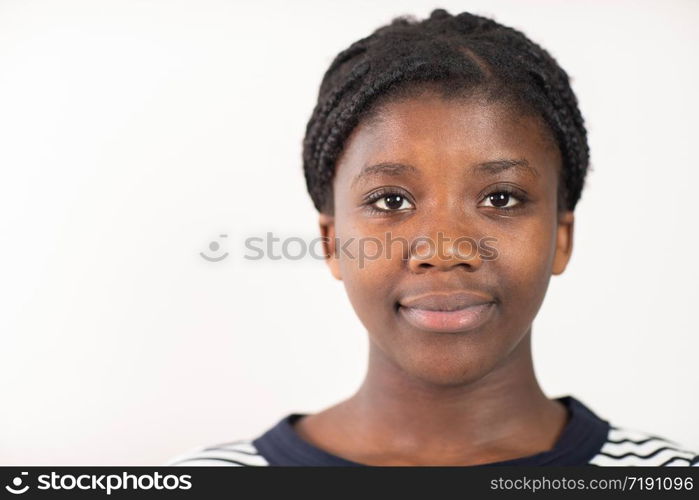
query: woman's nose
407 227 484 273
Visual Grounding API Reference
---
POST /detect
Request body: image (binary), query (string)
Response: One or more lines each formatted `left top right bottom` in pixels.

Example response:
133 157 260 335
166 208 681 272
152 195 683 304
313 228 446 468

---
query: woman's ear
552 210 575 275
318 213 342 280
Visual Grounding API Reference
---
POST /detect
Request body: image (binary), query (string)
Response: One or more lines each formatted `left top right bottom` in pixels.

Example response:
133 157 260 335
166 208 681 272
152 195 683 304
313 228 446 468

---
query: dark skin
296 90 575 466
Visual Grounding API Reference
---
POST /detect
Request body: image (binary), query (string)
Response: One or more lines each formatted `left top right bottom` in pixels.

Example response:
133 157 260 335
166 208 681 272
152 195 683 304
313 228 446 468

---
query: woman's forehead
335 95 561 184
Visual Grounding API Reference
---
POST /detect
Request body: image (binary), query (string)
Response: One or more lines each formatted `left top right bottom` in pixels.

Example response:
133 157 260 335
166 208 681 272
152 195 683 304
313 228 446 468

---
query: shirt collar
252 395 610 466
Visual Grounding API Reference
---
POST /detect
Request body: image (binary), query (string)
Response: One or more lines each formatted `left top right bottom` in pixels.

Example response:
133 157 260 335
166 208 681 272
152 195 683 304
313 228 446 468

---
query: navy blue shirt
168 395 699 466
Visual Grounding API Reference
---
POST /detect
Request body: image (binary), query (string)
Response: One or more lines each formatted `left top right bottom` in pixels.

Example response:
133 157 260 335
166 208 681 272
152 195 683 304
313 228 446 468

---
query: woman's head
303 9 589 386
303 8 589 215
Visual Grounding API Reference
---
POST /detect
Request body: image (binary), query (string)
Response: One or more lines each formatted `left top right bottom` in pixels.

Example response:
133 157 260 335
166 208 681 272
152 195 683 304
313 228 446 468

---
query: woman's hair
302 8 590 215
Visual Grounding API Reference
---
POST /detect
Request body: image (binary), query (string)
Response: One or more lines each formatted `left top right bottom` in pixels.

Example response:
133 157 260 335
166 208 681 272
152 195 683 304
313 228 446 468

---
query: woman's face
320 92 574 386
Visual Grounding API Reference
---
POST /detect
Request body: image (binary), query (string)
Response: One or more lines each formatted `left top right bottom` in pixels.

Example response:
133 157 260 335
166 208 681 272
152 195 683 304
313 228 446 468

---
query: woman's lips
399 303 494 333
397 291 495 333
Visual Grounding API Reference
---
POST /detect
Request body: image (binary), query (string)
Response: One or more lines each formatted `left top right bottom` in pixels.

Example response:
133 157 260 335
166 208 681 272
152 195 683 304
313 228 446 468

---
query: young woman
168 8 698 467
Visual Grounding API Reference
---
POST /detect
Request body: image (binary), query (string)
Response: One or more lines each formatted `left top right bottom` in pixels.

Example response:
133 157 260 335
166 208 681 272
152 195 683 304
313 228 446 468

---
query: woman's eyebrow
351 158 538 188
351 162 420 187
473 158 539 178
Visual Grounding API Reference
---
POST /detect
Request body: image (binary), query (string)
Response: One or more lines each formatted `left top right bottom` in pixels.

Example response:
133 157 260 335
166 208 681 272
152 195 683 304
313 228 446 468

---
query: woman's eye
481 191 521 209
373 194 414 211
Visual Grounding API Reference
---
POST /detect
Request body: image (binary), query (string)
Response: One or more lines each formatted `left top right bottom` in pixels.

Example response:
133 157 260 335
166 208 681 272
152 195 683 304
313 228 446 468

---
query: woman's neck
294 328 569 465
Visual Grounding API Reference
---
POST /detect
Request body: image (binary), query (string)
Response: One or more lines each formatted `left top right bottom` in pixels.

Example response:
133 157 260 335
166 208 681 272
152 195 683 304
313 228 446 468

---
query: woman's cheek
336 231 403 329
492 224 555 315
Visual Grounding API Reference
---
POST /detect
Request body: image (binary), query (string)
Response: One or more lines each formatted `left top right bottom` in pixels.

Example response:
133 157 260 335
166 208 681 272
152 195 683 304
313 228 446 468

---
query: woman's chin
392 348 499 388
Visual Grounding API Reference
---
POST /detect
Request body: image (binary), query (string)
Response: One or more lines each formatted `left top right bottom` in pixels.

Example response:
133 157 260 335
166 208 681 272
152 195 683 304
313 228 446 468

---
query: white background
0 0 697 465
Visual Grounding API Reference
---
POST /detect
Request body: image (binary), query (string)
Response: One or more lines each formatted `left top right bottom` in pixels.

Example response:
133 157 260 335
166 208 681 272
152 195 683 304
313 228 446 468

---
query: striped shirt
166 396 699 467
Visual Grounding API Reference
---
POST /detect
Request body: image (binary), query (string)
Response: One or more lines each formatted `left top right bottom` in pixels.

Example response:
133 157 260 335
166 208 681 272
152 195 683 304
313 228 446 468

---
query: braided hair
302 8 590 215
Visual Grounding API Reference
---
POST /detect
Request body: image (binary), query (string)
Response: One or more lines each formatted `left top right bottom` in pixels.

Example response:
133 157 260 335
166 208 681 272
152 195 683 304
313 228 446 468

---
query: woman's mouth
397 291 496 333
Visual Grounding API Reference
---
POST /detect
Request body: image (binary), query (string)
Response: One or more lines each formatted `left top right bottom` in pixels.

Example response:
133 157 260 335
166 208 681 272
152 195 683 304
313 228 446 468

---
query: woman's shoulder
162 419 699 467
165 439 269 467
589 424 699 467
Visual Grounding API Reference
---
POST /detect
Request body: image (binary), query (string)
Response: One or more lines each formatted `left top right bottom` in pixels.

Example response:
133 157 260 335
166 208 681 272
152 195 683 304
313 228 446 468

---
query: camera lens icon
5 472 29 494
